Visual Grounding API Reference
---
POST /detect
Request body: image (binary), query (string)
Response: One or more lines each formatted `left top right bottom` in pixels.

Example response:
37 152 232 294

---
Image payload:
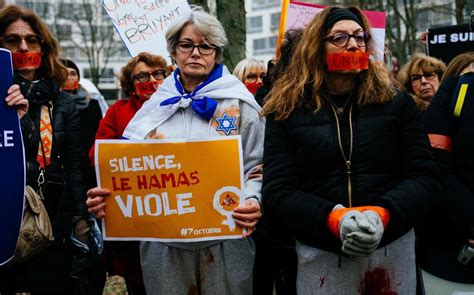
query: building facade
7 0 130 102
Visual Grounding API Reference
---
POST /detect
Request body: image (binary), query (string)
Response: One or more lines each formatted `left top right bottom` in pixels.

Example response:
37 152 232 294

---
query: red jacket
88 93 147 289
88 94 146 164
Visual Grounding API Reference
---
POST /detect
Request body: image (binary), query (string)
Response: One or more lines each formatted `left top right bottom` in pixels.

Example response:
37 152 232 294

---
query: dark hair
443 51 474 80
271 29 303 81
0 5 67 83
119 52 169 96
60 58 80 79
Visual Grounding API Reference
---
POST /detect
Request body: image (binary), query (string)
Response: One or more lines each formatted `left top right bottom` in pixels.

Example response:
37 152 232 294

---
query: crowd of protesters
0 3 473 295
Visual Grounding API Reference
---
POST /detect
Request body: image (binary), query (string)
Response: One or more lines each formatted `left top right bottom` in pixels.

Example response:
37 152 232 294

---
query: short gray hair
166 6 228 63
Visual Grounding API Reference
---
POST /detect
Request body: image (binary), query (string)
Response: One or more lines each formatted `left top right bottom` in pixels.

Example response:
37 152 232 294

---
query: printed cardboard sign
0 48 26 266
95 136 245 242
426 24 474 65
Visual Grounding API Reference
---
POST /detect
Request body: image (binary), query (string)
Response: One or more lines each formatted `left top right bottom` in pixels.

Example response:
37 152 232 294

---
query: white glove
338 209 374 242
341 210 384 256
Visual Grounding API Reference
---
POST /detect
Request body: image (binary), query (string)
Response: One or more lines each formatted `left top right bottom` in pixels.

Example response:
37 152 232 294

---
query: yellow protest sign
95 136 244 242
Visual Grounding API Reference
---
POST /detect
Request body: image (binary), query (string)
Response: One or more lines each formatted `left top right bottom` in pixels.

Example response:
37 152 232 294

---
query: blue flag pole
0 48 26 266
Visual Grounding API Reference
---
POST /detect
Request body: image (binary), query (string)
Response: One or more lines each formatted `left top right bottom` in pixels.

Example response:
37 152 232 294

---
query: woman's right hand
86 187 110 219
5 84 28 118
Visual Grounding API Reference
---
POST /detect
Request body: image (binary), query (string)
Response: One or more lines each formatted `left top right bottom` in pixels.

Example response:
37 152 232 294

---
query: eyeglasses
410 72 437 84
176 41 216 55
246 73 265 83
0 34 43 50
132 70 167 83
324 31 370 48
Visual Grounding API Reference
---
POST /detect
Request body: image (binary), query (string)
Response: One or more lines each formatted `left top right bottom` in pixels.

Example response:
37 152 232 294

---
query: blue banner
0 48 25 266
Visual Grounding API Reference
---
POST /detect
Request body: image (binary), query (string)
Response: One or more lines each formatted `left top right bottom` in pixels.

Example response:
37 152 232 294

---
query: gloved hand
327 205 390 256
339 210 374 242
327 205 373 240
342 210 384 256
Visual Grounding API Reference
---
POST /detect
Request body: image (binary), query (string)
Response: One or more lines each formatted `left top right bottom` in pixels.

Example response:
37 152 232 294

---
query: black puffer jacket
262 90 440 253
421 74 474 283
17 74 87 235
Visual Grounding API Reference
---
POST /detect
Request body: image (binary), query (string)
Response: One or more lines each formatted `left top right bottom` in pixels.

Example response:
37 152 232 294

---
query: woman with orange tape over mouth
262 6 440 294
0 4 104 294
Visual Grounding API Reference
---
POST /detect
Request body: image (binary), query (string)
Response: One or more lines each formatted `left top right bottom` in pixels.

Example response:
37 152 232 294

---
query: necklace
325 92 353 117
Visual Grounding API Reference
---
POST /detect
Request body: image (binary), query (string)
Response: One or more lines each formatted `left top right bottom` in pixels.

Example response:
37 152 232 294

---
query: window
76 49 89 61
417 10 429 29
75 3 93 20
17 1 49 18
56 25 72 41
252 0 280 10
247 16 263 34
431 4 454 27
83 68 115 84
110 47 131 61
59 3 73 17
253 36 277 55
270 13 280 30
62 47 77 59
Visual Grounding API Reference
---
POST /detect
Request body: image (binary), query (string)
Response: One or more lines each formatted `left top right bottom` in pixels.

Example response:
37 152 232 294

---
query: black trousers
0 240 105 295
253 236 297 295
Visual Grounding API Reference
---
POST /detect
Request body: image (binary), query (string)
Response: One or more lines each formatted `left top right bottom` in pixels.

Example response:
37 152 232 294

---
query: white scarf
123 64 261 140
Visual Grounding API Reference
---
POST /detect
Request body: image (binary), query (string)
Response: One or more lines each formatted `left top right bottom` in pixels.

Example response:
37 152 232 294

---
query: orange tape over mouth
327 52 369 71
12 52 41 69
62 80 79 91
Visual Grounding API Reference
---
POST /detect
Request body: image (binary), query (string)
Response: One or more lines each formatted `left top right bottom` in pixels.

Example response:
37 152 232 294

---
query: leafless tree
188 0 246 71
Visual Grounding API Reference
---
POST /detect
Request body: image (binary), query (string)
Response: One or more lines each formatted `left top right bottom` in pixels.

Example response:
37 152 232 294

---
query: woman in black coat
0 5 100 294
420 52 474 292
261 7 440 294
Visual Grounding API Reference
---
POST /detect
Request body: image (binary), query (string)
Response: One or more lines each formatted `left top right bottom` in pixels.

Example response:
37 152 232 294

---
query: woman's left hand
232 199 262 237
5 84 28 118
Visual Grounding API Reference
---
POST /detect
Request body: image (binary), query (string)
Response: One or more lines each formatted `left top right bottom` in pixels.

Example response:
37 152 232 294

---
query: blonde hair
232 58 266 82
262 6 395 120
396 53 446 93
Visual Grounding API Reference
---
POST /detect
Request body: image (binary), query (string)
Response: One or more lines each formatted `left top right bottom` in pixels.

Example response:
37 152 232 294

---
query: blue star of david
216 112 237 135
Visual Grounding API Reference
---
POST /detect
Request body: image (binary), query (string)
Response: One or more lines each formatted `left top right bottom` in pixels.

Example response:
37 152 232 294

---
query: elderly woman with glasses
261 7 440 294
397 53 446 112
86 6 264 294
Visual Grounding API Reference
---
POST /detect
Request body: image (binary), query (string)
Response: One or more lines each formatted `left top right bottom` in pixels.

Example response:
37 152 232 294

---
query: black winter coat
421 74 474 283
262 90 440 253
17 74 87 234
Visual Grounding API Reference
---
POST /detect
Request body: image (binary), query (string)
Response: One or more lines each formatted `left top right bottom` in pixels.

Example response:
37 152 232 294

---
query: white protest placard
101 0 192 62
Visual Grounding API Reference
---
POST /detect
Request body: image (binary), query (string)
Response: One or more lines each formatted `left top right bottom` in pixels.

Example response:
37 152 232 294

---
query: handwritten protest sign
95 136 245 242
101 0 192 62
0 48 25 266
278 1 386 61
